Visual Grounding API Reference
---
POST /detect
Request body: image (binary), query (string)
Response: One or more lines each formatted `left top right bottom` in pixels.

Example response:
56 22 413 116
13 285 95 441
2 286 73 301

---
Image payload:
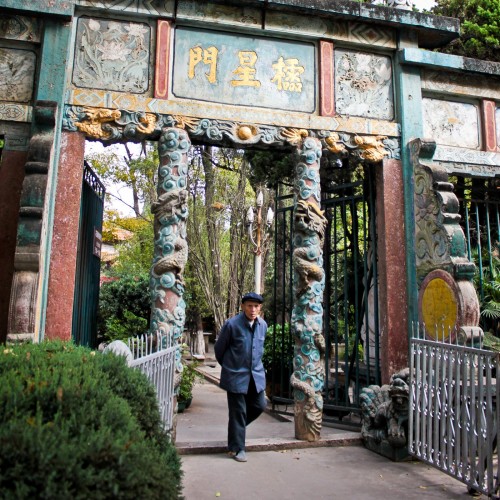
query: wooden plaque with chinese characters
170 27 316 113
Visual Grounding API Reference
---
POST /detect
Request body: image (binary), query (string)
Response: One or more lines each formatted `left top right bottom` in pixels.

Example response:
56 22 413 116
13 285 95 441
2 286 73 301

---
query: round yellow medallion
420 273 458 340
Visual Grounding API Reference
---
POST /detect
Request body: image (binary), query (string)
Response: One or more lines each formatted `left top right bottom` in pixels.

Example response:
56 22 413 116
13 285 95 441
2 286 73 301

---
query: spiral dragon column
150 127 191 388
291 136 327 441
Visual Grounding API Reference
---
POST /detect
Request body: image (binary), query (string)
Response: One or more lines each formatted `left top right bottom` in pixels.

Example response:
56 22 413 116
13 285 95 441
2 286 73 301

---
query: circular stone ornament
418 270 460 340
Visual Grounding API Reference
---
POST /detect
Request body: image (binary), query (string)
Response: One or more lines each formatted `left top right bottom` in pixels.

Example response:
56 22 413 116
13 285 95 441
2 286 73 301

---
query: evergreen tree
433 0 500 62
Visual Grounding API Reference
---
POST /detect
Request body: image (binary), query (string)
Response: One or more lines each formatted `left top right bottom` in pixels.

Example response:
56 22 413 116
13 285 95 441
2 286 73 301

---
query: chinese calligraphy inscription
173 27 315 112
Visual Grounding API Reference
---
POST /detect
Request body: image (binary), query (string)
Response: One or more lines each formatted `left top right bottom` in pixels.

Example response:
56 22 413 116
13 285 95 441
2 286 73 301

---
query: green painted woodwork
0 0 74 18
17 221 42 246
395 36 423 330
400 47 500 76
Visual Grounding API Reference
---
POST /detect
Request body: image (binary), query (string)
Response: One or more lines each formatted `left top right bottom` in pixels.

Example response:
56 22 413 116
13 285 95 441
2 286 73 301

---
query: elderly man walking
214 292 267 463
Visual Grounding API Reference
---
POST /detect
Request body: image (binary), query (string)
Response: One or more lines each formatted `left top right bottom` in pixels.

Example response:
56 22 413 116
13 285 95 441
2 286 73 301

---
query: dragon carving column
291 136 327 441
150 127 190 389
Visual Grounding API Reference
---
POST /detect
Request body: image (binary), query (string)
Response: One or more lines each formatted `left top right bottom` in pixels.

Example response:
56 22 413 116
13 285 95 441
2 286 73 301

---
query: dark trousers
227 377 266 452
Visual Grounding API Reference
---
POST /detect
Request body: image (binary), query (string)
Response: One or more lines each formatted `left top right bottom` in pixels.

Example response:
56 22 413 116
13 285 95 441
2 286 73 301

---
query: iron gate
409 325 499 498
268 165 381 426
72 162 105 347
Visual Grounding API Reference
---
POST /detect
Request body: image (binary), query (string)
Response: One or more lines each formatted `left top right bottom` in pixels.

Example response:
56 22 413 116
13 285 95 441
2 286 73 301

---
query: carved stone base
294 399 322 442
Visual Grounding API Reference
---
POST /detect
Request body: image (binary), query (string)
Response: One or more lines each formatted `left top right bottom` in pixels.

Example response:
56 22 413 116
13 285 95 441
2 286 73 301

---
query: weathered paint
400 47 500 76
0 48 37 102
33 18 74 340
422 98 480 150
375 158 409 384
420 275 458 338
335 48 394 120
0 0 74 17
319 41 334 117
73 17 151 94
155 20 172 100
44 131 85 342
0 14 42 43
481 100 498 152
497 106 500 150
66 89 400 137
0 150 28 343
395 32 422 329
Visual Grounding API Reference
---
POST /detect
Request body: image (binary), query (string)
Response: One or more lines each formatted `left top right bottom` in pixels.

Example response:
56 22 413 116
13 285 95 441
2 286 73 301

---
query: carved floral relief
335 49 394 120
0 48 36 103
73 17 151 93
422 98 480 150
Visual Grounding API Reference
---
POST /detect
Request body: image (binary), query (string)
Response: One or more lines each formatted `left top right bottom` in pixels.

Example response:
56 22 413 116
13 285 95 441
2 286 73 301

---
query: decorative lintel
63 105 400 161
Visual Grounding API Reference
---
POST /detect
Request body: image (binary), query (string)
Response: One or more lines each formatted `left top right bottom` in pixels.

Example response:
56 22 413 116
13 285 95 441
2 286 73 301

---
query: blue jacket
214 312 267 394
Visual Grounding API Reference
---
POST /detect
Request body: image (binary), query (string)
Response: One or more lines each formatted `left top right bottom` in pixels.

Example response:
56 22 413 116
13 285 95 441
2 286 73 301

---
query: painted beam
0 0 74 18
400 48 500 77
394 35 423 332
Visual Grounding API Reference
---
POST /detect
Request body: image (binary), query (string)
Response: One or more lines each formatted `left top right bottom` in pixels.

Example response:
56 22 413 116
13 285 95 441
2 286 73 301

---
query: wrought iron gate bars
409 324 499 498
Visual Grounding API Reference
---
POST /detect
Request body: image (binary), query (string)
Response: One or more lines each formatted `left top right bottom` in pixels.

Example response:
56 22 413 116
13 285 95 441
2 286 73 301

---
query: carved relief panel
422 97 480 150
73 17 151 93
0 15 42 42
334 48 394 120
0 48 37 103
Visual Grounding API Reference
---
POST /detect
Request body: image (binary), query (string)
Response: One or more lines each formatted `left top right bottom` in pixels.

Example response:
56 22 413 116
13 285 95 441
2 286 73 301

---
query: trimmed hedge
0 341 182 499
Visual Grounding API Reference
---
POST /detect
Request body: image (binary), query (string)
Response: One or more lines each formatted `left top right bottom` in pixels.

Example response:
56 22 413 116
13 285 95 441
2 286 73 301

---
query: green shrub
97 272 151 343
0 341 182 499
262 323 293 371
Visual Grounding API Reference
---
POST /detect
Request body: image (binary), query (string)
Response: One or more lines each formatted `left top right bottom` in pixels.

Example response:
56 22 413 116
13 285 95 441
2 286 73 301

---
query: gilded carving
354 135 389 162
171 115 200 131
324 132 347 154
282 128 309 145
75 108 122 139
63 106 401 161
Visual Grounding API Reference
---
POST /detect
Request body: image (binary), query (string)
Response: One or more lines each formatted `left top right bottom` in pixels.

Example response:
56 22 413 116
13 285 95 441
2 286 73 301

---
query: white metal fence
128 332 177 432
409 325 499 498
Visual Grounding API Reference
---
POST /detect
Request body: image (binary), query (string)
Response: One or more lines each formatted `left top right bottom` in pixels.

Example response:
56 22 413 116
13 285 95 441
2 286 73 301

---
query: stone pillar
8 102 58 343
150 127 190 385
45 131 86 341
0 149 28 344
375 159 409 384
291 137 327 441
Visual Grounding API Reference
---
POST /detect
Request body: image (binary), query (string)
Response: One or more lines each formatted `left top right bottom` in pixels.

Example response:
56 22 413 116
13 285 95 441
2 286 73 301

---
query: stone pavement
176 346 470 499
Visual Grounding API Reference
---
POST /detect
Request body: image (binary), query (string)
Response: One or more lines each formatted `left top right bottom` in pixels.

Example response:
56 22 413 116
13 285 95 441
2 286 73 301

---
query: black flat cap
241 292 263 303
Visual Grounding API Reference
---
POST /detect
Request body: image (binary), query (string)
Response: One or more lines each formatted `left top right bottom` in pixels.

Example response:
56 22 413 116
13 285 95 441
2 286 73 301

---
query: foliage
433 0 500 62
187 146 269 333
110 214 154 277
87 142 158 217
97 272 151 343
472 248 500 337
0 341 182 499
262 323 293 370
178 361 201 403
244 149 295 189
